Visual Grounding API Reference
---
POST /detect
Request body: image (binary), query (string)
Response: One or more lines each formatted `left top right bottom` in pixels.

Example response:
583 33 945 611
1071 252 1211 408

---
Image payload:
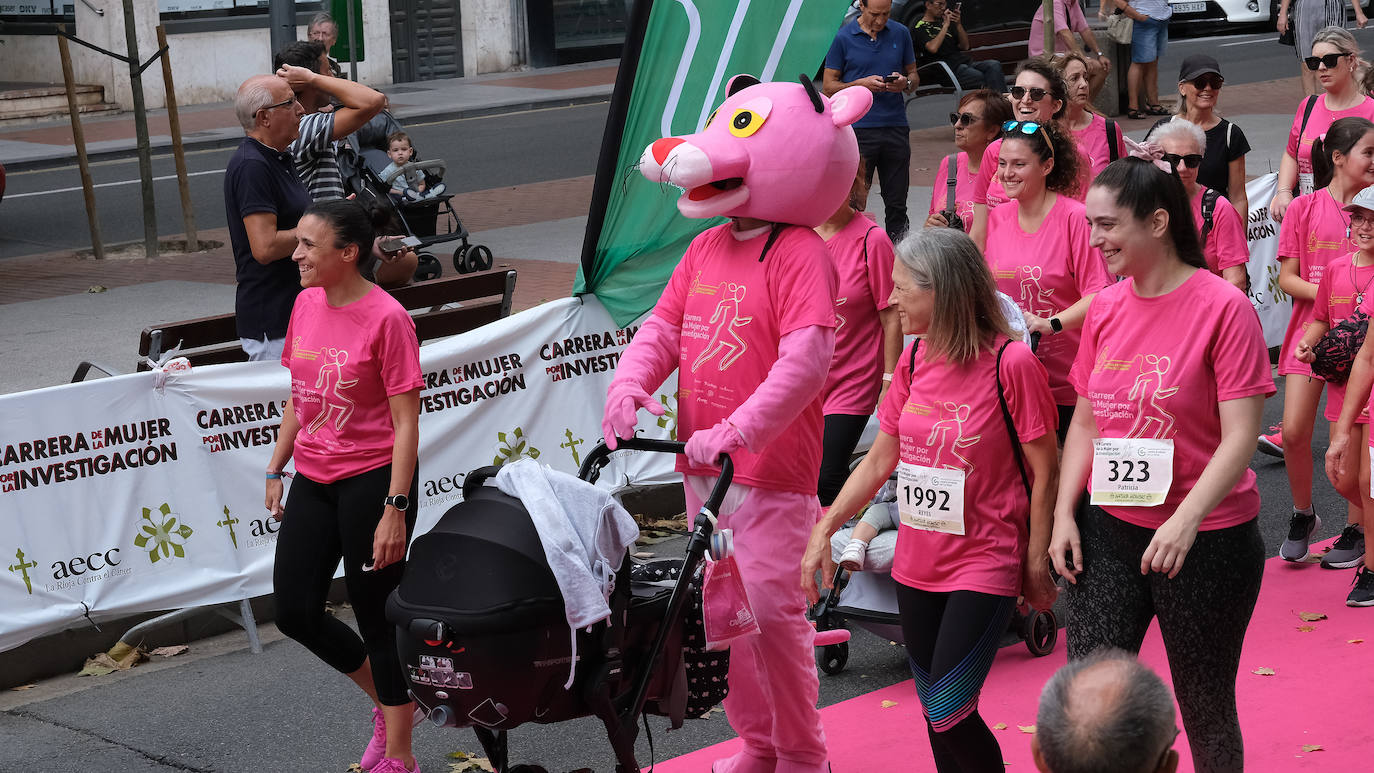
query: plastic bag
701 530 760 650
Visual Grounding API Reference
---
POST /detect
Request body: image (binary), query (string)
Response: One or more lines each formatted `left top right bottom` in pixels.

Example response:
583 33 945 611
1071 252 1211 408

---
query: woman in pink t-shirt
1152 120 1249 291
970 60 1069 250
815 165 904 505
925 89 1013 232
1055 158 1273 773
1274 117 1374 563
983 119 1110 432
1054 52 1126 182
263 200 424 773
803 228 1058 770
1270 27 1374 222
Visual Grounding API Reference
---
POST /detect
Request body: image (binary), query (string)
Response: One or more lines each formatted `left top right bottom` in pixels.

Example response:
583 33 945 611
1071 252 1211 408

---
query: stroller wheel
452 244 470 274
818 641 848 675
468 244 494 272
414 252 442 282
1023 608 1058 657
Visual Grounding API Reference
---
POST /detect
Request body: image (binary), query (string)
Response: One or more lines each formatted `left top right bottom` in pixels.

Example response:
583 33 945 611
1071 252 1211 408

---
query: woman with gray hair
802 227 1059 771
1151 119 1249 292
1270 26 1374 222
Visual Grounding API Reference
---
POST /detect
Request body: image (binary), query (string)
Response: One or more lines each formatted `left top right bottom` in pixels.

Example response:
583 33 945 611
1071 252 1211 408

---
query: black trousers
856 125 912 242
817 413 870 506
273 464 419 706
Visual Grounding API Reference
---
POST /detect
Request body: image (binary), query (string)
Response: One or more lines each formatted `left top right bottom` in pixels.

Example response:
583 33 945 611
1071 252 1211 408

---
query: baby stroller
808 479 1058 676
386 439 730 773
341 112 494 279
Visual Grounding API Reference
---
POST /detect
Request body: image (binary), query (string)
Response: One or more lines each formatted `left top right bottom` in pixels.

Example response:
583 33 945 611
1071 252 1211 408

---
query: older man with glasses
224 74 311 362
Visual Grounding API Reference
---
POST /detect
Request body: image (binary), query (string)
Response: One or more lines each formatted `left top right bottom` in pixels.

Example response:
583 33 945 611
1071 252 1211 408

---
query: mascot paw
602 382 664 450
712 750 777 773
684 420 746 467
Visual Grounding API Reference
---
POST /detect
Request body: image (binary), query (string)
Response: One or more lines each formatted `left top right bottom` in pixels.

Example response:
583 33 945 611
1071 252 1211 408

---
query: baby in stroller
382 131 447 202
831 478 899 572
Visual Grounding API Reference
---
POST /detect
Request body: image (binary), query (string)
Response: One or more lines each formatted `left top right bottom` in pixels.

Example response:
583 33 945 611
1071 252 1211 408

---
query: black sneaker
1347 566 1374 607
1279 511 1321 562
1321 525 1367 569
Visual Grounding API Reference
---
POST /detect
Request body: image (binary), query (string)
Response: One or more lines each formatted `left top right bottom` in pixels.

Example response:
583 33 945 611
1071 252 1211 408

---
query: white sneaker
838 538 868 572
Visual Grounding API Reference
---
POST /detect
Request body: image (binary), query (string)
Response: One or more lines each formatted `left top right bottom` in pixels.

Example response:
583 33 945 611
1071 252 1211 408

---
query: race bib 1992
896 462 966 535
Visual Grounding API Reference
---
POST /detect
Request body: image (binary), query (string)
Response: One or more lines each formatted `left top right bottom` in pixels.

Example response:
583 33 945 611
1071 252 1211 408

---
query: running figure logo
1125 355 1179 439
926 402 982 470
1017 266 1056 318
691 282 754 372
297 344 358 437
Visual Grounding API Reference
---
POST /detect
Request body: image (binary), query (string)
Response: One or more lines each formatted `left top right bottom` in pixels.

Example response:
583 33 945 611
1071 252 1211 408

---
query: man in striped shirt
273 41 385 201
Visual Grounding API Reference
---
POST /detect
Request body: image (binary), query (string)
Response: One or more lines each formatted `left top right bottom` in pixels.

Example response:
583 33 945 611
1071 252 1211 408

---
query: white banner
0 296 678 654
1242 173 1290 348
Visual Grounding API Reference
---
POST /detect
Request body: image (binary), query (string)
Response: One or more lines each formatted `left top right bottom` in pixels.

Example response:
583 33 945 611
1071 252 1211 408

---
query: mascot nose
650 137 686 165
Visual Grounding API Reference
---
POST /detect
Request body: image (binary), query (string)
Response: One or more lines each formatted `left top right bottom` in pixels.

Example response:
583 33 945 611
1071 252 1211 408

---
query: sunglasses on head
1304 52 1351 71
1161 153 1203 170
1009 85 1049 101
1002 120 1055 158
1190 74 1224 90
949 111 982 127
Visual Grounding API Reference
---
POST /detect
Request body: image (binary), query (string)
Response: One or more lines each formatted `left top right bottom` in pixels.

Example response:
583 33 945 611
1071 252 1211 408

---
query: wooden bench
909 26 1031 105
70 268 517 381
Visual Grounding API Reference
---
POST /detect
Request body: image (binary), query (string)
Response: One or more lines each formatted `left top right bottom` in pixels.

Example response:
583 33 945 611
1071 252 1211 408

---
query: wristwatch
384 493 410 512
1049 317 1064 334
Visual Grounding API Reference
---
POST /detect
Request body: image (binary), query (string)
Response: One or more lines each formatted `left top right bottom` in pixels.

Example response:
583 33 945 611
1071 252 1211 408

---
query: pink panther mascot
602 74 872 773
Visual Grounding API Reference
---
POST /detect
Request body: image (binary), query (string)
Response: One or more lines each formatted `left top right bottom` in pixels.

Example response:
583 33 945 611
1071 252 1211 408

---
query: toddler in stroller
382 131 447 202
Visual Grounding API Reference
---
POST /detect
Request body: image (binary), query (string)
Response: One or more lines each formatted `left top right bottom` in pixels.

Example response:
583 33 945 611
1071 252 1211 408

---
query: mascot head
639 74 873 228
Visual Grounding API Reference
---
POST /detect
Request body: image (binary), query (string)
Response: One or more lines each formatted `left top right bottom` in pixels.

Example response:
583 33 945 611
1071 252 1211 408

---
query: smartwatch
1049 317 1064 334
384 494 410 512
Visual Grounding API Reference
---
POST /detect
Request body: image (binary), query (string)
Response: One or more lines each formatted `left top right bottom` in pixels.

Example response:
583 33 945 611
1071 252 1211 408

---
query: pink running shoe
360 708 388 772
370 758 420 773
1257 423 1283 458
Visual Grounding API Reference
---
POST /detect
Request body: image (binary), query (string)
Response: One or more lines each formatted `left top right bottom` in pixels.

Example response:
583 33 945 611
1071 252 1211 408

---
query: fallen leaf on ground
992 723 1008 730
149 645 189 658
699 707 722 719
348 765 362 772
880 700 899 708
1018 724 1036 734
1252 667 1276 676
1349 639 1364 644
87 286 107 293
8 684 36 691
1297 625 1316 632
1301 744 1324 752
1298 612 1327 622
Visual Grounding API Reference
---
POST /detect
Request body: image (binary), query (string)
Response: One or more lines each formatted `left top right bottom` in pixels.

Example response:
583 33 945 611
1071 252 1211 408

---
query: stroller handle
577 439 734 515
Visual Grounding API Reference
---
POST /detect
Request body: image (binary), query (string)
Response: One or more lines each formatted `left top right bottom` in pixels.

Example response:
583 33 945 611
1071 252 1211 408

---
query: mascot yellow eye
729 108 766 137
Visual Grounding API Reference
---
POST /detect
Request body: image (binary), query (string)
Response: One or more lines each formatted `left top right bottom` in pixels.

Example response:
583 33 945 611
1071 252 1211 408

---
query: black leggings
1067 506 1264 773
817 413 870 506
897 584 1017 773
274 465 418 706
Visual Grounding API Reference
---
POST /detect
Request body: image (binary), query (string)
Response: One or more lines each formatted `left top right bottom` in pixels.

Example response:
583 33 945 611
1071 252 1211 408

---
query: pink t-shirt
654 223 839 494
1029 0 1089 57
879 337 1057 596
1277 189 1358 376
927 152 976 232
984 194 1112 405
1313 253 1374 422
1072 113 1125 181
823 213 895 416
1071 270 1275 531
974 136 1093 208
282 285 423 484
1194 187 1249 275
1285 94 1374 195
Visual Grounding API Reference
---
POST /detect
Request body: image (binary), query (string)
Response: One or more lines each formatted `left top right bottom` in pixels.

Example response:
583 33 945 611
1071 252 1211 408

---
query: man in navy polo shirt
823 0 918 242
224 74 312 362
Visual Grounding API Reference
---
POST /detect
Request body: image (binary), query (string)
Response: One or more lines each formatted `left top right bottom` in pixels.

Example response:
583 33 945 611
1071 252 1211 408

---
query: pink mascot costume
601 74 872 773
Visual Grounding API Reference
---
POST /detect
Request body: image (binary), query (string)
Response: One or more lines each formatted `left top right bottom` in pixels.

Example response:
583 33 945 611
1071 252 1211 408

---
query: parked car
1164 0 1273 26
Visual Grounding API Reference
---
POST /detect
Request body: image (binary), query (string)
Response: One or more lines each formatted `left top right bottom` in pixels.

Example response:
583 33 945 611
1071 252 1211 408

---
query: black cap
1179 54 1222 82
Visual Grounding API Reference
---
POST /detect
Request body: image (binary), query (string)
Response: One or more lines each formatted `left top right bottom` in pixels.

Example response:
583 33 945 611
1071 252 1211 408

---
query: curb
3 90 614 173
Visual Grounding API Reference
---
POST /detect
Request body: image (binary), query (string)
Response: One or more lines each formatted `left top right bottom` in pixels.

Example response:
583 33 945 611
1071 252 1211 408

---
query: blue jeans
1131 17 1169 63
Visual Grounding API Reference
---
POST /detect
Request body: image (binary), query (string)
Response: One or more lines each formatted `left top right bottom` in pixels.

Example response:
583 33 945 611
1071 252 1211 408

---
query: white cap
1342 185 1374 213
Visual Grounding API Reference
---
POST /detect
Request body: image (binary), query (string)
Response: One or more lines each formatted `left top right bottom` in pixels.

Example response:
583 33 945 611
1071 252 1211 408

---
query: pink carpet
651 544 1372 771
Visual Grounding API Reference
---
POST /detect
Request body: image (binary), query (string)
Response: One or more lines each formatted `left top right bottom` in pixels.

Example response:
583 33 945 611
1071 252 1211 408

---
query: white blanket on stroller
495 458 639 685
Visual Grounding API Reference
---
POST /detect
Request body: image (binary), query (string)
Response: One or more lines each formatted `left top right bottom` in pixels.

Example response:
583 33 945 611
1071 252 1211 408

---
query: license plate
1172 1 1206 12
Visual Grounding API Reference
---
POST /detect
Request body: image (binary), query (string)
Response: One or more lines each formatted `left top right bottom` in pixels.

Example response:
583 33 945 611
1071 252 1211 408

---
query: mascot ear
726 74 762 96
828 85 874 128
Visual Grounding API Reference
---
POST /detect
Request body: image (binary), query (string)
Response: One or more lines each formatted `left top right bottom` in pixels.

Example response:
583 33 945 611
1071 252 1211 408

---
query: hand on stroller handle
577 437 734 518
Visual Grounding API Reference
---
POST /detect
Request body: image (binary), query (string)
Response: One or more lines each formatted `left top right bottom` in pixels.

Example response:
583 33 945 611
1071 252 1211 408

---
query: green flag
575 0 849 326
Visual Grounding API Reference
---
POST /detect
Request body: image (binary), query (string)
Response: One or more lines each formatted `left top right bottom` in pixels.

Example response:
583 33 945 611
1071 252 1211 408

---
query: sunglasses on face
1190 74 1224 90
949 111 982 127
1304 52 1351 71
1009 85 1049 101
1162 153 1203 170
1002 120 1056 158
